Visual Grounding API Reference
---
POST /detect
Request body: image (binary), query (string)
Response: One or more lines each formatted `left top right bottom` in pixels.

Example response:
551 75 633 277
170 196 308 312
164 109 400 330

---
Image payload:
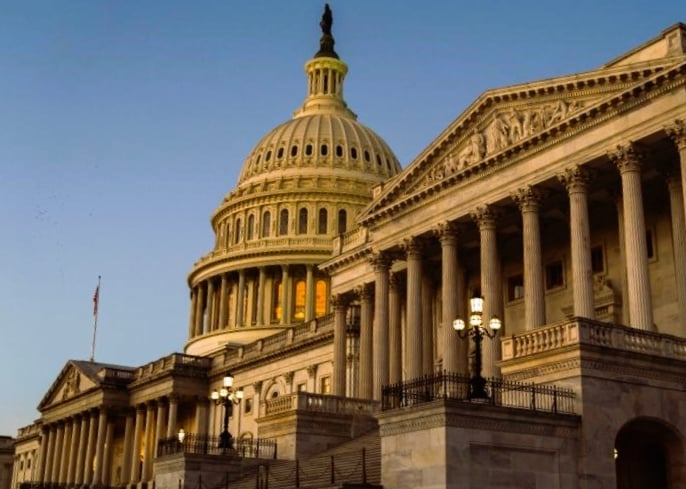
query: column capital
389 271 405 291
331 293 349 310
666 119 686 151
471 205 499 229
368 251 393 271
306 364 318 377
355 283 374 302
401 236 424 257
512 185 545 212
608 142 645 174
435 221 460 243
558 165 592 193
253 380 263 393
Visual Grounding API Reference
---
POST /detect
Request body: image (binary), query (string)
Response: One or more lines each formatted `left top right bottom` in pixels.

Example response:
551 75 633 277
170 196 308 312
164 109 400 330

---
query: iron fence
381 370 576 414
158 433 277 459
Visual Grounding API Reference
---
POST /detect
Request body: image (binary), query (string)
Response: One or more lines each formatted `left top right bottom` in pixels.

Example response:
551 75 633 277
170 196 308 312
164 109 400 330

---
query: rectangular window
591 245 605 274
545 260 564 290
507 274 524 302
244 397 253 415
297 382 307 392
319 376 331 394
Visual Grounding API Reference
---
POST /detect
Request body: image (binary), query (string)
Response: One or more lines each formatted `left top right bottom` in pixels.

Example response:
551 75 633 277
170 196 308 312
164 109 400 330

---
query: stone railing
225 315 334 364
133 353 211 382
17 423 41 440
502 317 686 361
194 236 333 266
263 391 379 417
97 367 135 382
332 227 369 256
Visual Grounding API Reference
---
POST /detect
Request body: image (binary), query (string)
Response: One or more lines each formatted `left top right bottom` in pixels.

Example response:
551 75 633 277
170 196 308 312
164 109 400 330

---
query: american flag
93 279 100 316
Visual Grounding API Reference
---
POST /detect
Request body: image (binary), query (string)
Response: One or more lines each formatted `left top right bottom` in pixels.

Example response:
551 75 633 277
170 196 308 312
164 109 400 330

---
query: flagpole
90 275 101 362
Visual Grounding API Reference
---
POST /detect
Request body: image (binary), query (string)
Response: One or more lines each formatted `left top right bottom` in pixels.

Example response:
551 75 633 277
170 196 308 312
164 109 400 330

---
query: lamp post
211 373 243 450
452 296 501 400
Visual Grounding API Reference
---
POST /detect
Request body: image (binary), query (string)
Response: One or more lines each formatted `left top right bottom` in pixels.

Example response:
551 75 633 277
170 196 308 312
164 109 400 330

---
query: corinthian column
256 267 266 326
371 252 391 400
280 266 289 325
437 222 465 373
206 278 216 331
559 166 595 319
358 284 374 400
664 170 686 335
388 273 403 383
218 273 229 329
306 264 316 321
421 271 434 375
91 409 107 486
194 282 206 336
332 294 348 396
666 119 686 223
472 206 503 378
609 143 653 330
188 287 197 338
513 186 546 329
403 238 424 380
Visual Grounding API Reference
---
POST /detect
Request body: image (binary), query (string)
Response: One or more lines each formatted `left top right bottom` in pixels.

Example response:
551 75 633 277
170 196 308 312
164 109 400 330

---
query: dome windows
335 145 343 157
277 148 284 159
305 144 313 156
338 209 347 234
298 208 308 234
351 147 358 159
291 145 298 157
320 144 328 156
364 150 370 163
376 154 382 166
279 209 289 236
262 211 271 237
266 150 272 161
318 208 328 234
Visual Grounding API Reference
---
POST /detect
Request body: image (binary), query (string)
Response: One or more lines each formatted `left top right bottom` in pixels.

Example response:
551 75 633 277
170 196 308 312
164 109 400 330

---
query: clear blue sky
1 1 683 435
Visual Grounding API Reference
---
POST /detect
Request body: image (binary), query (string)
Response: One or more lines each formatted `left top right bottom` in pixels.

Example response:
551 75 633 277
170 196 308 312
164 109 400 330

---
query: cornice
360 60 686 227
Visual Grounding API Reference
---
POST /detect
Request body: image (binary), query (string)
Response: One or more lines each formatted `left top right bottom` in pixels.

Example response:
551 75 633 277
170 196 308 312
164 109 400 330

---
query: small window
591 245 605 274
277 147 284 159
320 376 331 394
545 260 564 290
318 208 328 234
266 150 272 161
256 154 261 164
244 397 253 414
291 145 298 157
305 144 313 156
508 274 524 301
247 215 255 240
336 145 343 157
338 209 347 234
298 208 308 234
364 150 370 162
297 382 307 392
279 209 289 236
321 144 328 156
235 218 242 244
271 391 279 399
376 154 382 166
351 147 358 159
262 211 271 237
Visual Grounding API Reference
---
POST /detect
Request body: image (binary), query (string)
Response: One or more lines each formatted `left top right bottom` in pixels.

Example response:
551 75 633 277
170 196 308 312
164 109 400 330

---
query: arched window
294 280 306 320
235 218 242 244
298 208 308 234
279 209 289 236
262 211 271 237
247 214 255 240
305 144 313 156
318 208 328 234
315 279 328 316
338 209 347 234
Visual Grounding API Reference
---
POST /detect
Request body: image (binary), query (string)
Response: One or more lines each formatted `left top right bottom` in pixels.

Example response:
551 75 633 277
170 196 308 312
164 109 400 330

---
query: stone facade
10 11 686 489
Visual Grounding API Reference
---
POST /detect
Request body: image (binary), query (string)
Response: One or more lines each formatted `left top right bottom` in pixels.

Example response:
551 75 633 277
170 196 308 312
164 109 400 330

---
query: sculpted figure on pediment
486 114 510 154
457 130 486 169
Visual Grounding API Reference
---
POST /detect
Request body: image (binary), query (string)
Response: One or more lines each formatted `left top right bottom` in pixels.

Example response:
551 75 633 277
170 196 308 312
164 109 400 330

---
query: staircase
229 429 381 489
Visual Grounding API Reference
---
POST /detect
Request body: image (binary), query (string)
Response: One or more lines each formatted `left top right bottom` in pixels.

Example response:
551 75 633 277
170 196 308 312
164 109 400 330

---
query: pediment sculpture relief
61 367 81 401
427 99 584 185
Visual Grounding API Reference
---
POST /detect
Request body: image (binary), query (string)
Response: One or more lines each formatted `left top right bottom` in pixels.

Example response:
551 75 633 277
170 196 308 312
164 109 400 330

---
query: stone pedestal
154 452 241 489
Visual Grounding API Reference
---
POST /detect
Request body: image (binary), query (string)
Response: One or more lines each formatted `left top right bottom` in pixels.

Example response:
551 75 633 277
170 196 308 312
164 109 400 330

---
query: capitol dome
185 7 400 356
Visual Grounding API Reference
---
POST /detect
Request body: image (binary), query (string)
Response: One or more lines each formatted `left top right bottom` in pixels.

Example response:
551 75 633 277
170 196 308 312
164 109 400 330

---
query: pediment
360 57 686 224
38 360 100 410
